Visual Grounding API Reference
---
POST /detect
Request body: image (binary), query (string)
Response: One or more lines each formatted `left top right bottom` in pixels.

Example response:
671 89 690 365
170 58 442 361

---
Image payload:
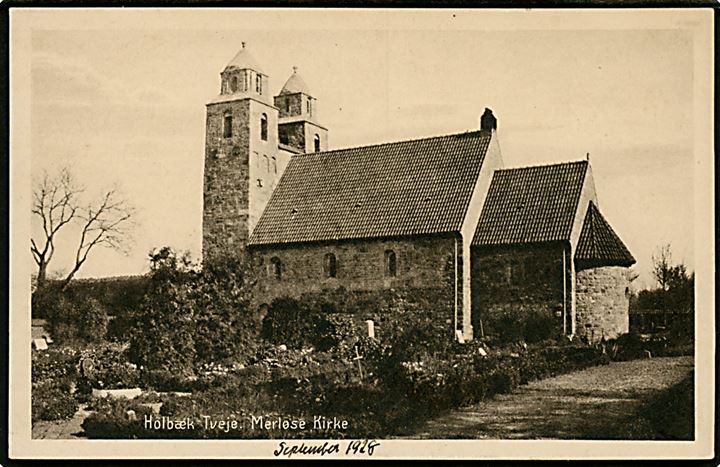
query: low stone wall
575 265 630 342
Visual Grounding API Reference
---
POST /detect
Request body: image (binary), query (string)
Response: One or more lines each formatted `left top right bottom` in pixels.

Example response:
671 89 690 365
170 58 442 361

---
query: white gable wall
459 131 504 340
567 163 598 335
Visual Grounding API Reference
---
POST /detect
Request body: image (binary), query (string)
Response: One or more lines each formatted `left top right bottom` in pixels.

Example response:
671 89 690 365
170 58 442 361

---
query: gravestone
80 357 96 377
32 338 48 350
366 320 375 338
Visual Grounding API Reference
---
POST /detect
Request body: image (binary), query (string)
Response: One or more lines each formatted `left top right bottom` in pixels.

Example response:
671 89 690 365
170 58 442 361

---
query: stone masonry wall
278 121 305 150
575 265 630 343
471 243 570 336
250 235 462 321
274 93 303 118
203 99 252 258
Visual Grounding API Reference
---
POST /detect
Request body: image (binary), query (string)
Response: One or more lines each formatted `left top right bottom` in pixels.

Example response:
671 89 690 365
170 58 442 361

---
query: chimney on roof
480 108 497 131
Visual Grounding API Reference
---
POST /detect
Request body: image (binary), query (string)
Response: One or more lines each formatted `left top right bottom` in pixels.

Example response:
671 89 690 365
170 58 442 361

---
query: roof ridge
291 129 490 159
497 159 588 173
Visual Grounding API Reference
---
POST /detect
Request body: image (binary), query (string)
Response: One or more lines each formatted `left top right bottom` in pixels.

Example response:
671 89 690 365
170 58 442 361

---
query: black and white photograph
8 8 714 460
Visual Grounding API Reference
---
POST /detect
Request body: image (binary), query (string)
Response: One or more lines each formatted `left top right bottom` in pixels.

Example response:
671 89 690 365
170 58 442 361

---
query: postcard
8 7 715 460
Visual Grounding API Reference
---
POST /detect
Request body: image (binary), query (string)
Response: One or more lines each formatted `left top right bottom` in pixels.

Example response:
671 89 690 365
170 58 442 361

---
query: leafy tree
127 247 197 374
127 247 258 374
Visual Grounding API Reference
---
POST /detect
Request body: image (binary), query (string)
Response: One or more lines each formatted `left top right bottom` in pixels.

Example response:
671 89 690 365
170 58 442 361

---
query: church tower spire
203 43 282 258
217 42 271 105
274 66 328 153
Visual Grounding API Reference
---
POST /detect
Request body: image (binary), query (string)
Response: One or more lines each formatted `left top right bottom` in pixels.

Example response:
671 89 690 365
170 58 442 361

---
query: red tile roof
248 130 493 246
575 201 635 267
472 161 588 246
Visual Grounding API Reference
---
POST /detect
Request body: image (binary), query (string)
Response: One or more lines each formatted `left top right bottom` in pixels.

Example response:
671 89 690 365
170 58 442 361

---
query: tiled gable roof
472 160 588 246
575 201 635 267
249 130 492 246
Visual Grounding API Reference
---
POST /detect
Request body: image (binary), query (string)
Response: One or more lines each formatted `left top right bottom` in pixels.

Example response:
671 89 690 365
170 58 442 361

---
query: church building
202 44 635 343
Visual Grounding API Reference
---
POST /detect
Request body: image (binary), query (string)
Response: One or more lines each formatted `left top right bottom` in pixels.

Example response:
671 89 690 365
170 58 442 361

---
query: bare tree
652 243 673 291
31 168 81 290
61 188 134 288
31 167 135 290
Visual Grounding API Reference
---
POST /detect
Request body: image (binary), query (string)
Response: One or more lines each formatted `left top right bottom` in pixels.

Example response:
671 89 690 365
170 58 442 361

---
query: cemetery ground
31 253 695 440
31 336 694 440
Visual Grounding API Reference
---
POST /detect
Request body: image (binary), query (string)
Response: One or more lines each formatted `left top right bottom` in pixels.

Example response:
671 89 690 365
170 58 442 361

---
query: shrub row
81 337 609 439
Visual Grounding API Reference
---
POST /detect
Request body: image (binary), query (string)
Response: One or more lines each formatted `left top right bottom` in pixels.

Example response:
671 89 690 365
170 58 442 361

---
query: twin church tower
203 43 328 257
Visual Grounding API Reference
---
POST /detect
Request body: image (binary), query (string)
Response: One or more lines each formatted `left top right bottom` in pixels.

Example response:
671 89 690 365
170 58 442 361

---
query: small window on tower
307 98 312 116
285 99 291 114
384 250 397 277
314 134 321 152
263 155 269 172
223 114 233 138
260 114 268 141
272 156 277 174
230 76 238 92
256 74 263 94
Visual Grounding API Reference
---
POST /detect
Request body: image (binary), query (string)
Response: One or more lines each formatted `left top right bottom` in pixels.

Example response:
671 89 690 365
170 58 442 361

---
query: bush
32 383 78 423
32 346 79 386
78 345 141 390
265 287 458 356
43 292 109 344
128 248 259 374
484 307 559 344
261 297 315 348
82 397 157 439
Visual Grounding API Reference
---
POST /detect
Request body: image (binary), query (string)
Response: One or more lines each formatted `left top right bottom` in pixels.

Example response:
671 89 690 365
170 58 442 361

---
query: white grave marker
366 320 375 338
32 338 48 350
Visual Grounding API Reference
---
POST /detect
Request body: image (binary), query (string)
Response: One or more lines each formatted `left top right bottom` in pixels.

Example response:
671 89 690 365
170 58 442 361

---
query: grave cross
353 346 364 381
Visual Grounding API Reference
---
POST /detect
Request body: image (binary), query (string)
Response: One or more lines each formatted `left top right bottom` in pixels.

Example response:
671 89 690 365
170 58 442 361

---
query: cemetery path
32 403 91 439
403 355 693 439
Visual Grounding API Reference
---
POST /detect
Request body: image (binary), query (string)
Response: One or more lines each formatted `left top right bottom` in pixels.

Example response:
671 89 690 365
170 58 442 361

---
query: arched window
307 98 312 115
285 99 291 114
230 76 238 92
263 155 269 172
256 74 263 94
272 156 277 174
223 114 233 138
324 253 337 278
270 257 282 280
384 250 397 277
314 134 321 152
260 113 268 141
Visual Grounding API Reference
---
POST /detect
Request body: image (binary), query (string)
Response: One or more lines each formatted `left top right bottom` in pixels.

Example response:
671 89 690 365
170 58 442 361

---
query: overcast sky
22 9 703 289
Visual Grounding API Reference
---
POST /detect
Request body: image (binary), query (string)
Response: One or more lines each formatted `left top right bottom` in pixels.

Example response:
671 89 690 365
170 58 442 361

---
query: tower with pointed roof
203 43 290 258
274 67 328 154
